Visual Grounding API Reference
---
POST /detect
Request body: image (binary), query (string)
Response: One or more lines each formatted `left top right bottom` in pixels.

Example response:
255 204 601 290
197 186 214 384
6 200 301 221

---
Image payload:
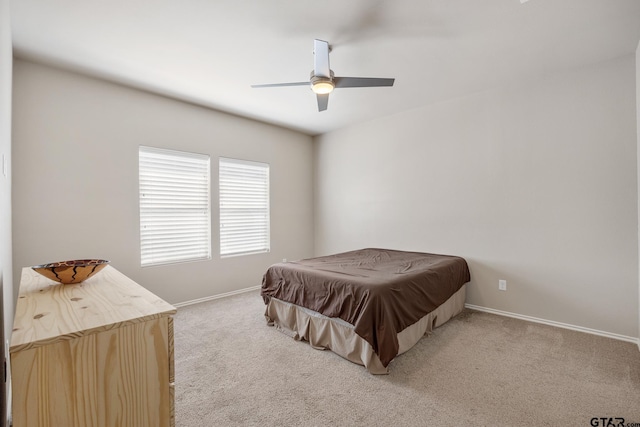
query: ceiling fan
251 39 395 112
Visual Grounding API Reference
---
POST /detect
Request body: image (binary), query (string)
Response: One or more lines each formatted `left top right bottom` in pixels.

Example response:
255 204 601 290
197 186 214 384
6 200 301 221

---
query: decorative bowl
31 259 110 284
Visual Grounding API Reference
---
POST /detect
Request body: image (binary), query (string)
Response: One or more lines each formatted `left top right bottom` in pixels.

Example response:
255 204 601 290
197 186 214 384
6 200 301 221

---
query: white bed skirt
264 284 466 374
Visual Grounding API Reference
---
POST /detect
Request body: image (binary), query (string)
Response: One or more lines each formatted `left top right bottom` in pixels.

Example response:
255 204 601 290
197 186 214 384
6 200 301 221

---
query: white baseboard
465 303 639 347
174 293 640 350
174 285 261 308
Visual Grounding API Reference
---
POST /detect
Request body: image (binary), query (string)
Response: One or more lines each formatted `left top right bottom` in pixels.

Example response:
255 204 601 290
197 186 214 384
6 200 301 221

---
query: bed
261 248 471 374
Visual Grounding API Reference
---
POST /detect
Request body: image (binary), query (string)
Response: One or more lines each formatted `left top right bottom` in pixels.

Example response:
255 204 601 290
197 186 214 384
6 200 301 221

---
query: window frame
139 145 212 267
219 157 270 258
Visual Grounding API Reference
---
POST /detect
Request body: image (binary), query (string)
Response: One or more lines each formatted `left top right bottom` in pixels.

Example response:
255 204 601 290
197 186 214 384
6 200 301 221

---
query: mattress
261 248 471 372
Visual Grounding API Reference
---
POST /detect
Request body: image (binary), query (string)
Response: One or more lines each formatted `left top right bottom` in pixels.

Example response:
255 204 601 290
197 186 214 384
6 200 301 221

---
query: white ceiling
10 0 640 135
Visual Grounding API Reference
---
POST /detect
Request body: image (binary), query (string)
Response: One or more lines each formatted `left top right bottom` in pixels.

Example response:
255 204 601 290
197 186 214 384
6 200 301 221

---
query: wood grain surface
11 318 172 427
10 266 177 427
11 266 176 352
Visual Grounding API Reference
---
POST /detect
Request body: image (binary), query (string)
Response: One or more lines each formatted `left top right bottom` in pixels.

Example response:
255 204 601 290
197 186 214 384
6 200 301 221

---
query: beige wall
9 44 640 343
11 59 314 305
314 54 639 339
1 0 13 423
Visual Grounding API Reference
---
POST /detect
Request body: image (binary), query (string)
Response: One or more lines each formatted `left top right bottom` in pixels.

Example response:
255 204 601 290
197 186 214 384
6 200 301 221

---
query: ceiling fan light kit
311 72 335 95
252 39 395 111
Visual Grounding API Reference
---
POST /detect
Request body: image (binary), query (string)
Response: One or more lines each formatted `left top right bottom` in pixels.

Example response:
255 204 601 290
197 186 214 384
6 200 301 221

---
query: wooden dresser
10 266 177 427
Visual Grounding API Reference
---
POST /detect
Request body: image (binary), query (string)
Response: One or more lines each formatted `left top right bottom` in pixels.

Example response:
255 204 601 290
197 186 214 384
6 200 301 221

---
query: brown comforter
261 248 471 367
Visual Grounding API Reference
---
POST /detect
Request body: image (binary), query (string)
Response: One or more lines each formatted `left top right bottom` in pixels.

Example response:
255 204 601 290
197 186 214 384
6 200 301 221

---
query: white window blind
219 157 270 257
139 146 211 267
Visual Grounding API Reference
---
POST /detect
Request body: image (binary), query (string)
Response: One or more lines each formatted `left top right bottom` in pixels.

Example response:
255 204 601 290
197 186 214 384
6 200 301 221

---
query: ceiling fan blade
313 39 331 78
334 77 395 88
251 82 309 88
317 94 329 112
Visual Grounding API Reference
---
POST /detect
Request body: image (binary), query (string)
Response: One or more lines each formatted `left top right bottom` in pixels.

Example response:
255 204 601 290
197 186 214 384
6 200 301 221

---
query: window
139 146 211 267
219 157 270 257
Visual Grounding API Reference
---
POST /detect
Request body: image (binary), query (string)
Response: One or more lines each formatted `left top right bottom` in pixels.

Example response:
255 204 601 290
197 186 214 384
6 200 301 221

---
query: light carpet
174 290 640 427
